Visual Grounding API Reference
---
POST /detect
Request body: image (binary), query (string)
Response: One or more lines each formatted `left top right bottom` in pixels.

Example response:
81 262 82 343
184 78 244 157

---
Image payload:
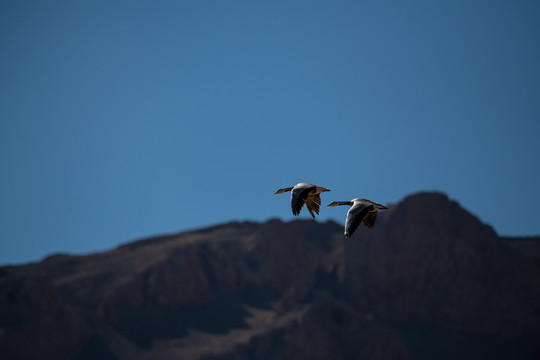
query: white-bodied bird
327 198 388 237
274 183 331 219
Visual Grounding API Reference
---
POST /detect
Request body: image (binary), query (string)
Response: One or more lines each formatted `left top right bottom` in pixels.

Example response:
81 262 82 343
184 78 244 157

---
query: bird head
327 201 352 207
274 187 293 194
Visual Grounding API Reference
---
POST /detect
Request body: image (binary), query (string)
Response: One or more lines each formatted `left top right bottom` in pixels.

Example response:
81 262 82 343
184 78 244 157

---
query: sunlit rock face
1 192 539 360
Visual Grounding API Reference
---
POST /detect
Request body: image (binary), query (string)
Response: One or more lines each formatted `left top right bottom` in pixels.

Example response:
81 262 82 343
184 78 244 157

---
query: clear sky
1 1 539 265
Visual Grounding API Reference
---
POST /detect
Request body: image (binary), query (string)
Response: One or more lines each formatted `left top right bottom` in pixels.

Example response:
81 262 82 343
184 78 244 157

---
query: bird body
275 183 330 219
328 198 388 237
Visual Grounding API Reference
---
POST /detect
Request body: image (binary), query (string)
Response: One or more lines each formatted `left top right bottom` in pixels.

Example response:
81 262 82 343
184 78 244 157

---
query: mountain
1 192 539 360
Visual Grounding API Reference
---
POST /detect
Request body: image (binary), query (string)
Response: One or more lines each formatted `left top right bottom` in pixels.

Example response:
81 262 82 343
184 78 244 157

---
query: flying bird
327 198 388 237
274 183 331 219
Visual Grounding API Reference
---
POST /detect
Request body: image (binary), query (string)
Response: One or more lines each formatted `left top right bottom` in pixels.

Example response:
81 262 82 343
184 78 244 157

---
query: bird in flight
327 198 388 237
274 183 331 219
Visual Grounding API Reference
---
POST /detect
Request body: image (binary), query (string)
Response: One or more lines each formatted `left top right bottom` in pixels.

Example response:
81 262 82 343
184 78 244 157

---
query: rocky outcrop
204 295 415 360
344 192 540 334
1 192 539 360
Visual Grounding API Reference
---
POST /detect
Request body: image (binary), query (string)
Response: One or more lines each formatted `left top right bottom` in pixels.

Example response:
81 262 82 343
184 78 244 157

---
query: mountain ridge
1 191 539 360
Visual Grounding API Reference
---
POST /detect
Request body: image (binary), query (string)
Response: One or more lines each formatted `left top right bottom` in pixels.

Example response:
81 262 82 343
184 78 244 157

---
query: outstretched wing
345 203 373 237
305 194 322 219
362 211 378 228
291 185 315 216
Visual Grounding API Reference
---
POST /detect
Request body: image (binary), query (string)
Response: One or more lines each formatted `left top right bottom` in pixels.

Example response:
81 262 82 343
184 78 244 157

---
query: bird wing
345 203 373 237
362 211 378 228
291 185 315 216
305 194 322 219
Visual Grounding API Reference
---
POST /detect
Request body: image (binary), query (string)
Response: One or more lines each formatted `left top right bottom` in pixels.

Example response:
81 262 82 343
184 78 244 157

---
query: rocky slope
1 192 539 360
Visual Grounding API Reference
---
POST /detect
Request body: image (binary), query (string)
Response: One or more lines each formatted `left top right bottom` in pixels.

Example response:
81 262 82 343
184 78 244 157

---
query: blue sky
1 1 539 265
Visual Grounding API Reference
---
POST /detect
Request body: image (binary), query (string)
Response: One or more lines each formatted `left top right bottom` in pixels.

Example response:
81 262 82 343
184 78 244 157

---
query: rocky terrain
1 192 539 359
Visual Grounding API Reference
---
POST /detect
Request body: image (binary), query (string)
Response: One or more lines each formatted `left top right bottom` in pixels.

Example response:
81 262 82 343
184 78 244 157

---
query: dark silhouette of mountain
1 192 539 360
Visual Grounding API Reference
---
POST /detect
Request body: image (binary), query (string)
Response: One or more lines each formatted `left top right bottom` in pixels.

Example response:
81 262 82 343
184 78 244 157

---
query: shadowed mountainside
1 192 539 360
